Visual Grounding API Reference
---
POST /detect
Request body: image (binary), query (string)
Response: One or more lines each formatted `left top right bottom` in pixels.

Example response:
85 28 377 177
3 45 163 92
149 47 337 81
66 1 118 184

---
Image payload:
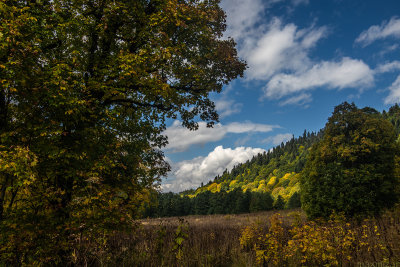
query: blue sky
161 0 400 192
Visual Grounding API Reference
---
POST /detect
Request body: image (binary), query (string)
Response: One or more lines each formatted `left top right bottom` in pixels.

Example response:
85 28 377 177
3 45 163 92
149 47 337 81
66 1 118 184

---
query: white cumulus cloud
164 121 278 152
264 58 374 100
221 0 265 41
222 0 323 80
384 75 400 104
162 146 266 192
241 18 327 80
221 0 309 42
356 17 400 46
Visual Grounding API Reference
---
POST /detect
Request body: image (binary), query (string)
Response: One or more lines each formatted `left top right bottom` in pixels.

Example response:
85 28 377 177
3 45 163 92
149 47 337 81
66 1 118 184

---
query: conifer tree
273 195 285 210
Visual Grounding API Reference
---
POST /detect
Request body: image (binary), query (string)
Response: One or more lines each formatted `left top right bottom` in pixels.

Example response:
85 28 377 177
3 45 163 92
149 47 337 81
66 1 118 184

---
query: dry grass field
139 209 305 228
71 207 400 266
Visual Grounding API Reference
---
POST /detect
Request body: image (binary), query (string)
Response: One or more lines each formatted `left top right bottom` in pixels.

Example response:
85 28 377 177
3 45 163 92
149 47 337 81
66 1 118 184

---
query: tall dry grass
70 207 400 266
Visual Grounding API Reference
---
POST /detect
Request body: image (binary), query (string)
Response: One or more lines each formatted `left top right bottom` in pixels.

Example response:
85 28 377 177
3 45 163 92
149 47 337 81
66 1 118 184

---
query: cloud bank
162 146 265 192
242 19 327 80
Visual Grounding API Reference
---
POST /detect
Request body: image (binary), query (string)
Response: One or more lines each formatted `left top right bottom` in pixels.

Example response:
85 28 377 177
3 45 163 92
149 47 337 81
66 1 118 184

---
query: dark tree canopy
0 0 245 264
273 195 285 210
300 102 400 219
286 191 301 209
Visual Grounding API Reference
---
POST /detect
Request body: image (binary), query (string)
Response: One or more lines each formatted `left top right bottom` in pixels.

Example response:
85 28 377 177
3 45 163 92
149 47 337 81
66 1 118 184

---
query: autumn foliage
240 209 400 266
0 0 245 264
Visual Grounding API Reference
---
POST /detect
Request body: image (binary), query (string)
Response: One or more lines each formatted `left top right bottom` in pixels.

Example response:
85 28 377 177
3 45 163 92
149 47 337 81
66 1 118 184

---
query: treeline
150 104 400 218
144 189 301 218
146 130 322 218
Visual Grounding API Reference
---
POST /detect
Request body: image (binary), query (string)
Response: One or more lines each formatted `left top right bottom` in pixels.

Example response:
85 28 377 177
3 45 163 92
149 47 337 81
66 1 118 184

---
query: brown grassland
71 207 400 266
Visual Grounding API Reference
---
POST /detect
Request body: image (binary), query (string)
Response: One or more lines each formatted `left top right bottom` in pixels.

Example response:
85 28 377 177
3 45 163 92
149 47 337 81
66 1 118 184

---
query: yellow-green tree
301 102 399 219
0 0 245 264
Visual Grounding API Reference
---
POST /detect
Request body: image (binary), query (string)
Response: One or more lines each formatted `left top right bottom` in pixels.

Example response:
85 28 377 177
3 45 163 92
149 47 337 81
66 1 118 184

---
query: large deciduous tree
300 102 399 219
0 0 245 264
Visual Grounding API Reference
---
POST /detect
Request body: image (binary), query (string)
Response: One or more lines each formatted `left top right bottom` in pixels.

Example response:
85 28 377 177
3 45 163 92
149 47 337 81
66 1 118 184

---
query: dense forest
148 104 400 218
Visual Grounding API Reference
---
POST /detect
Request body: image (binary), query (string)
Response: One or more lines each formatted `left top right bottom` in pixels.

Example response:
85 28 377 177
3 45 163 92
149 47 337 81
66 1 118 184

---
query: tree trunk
0 174 9 221
0 89 7 132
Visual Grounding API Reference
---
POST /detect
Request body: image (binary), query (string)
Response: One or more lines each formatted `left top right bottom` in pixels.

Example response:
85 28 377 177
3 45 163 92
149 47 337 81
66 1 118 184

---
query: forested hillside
193 130 322 198
149 104 400 217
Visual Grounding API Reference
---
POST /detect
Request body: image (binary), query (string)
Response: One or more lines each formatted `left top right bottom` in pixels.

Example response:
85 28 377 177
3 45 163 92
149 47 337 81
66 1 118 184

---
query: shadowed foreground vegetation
69 207 400 266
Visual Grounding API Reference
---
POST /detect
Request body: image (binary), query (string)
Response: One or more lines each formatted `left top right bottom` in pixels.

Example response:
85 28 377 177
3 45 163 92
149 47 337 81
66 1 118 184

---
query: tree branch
102 98 174 112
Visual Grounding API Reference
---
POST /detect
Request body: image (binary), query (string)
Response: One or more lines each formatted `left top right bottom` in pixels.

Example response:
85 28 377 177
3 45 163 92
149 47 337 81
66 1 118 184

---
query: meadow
70 207 400 266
